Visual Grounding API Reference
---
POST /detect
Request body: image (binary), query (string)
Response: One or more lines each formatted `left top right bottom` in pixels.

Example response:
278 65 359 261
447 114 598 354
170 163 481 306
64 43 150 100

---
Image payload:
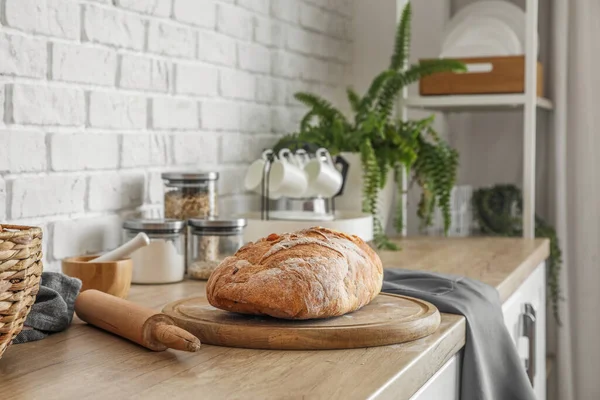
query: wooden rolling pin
75 289 201 352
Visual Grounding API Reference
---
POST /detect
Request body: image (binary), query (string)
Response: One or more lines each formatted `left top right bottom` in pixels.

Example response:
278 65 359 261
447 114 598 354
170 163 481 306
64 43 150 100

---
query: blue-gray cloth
13 272 82 344
382 269 535 400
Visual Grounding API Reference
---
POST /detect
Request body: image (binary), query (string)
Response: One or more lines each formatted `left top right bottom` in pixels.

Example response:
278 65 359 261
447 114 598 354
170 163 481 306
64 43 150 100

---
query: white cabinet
411 262 546 400
409 353 461 400
502 262 547 400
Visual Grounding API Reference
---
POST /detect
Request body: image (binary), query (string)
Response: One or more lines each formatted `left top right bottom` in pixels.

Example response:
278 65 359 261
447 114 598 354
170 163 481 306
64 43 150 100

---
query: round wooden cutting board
162 293 441 350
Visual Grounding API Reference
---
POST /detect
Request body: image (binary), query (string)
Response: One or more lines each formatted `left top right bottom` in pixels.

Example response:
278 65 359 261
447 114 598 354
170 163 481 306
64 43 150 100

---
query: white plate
443 0 537 55
442 16 522 57
441 43 511 58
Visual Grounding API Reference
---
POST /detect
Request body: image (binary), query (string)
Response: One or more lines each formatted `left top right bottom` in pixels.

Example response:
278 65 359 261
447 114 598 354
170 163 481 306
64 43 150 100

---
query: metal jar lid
123 219 186 233
161 172 219 182
188 218 247 234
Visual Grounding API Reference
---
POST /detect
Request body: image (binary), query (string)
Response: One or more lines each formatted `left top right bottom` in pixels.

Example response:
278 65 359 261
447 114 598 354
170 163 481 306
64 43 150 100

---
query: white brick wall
83 5 145 50
0 0 353 271
173 0 217 28
50 133 119 171
88 172 145 211
89 92 147 129
121 133 170 168
271 0 299 23
236 0 270 14
220 69 255 100
5 0 80 40
0 179 5 221
152 97 198 129
11 175 86 218
172 132 219 165
119 55 170 92
0 33 47 78
52 43 117 86
10 84 85 126
201 100 240 131
254 17 284 47
52 215 122 259
240 104 271 133
216 4 254 40
0 130 47 172
175 63 218 96
238 42 271 73
197 30 236 66
115 0 172 17
148 22 197 58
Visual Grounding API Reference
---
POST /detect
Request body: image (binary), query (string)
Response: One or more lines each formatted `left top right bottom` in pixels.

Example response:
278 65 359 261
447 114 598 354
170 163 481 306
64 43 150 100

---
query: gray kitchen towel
382 269 536 400
13 272 82 344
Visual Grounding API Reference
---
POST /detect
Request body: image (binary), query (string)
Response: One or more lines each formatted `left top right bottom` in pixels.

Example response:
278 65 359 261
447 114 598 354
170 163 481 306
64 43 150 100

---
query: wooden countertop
0 237 549 400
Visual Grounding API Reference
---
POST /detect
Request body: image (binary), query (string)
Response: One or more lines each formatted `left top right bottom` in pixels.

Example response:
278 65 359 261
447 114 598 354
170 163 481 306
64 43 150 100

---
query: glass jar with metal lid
188 218 247 280
123 219 186 284
162 172 219 220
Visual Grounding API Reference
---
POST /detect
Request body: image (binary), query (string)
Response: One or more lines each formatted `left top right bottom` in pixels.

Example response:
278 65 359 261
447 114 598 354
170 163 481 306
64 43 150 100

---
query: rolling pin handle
75 289 200 353
153 323 202 352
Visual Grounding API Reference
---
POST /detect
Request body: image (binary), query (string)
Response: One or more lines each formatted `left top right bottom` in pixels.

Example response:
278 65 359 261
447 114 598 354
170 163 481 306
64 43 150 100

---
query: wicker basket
0 225 43 359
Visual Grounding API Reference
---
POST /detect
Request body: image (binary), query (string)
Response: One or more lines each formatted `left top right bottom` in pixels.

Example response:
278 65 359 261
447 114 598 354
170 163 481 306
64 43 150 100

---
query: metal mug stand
259 149 349 222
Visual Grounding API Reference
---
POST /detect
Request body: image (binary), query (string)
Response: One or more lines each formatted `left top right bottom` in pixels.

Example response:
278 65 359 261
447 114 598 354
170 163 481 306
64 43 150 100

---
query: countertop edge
497 238 550 303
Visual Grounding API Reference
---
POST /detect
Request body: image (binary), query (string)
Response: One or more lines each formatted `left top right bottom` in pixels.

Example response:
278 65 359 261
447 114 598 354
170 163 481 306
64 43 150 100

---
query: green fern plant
273 3 466 248
413 124 459 233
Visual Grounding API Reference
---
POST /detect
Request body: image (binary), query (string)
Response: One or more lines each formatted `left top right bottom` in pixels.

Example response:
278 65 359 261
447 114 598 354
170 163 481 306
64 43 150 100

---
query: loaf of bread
206 227 383 319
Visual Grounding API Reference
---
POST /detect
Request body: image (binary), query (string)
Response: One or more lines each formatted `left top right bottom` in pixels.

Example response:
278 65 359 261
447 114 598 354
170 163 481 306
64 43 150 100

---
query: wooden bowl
62 256 133 299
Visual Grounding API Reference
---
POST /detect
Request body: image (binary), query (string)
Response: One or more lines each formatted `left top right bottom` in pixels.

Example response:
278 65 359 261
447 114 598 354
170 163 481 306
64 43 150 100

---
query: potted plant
471 184 563 323
274 3 465 249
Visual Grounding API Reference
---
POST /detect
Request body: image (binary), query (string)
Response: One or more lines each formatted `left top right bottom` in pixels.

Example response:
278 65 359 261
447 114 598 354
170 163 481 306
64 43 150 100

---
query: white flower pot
335 152 396 230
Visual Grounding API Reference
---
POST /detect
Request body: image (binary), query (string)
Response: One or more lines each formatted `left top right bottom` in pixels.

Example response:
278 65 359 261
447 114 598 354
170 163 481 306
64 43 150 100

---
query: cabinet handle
521 303 537 386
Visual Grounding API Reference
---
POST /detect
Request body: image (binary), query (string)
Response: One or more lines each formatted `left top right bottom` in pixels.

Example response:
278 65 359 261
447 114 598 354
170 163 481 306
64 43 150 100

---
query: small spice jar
162 172 219 220
188 218 247 280
123 219 186 284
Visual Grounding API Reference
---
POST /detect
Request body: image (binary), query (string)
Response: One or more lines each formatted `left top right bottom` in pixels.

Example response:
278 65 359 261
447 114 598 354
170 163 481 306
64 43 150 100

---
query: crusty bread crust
206 227 383 319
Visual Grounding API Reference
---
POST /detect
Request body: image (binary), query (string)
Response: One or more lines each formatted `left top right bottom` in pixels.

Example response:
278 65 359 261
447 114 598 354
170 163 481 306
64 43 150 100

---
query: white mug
269 149 308 198
304 148 343 198
295 149 311 168
244 150 281 199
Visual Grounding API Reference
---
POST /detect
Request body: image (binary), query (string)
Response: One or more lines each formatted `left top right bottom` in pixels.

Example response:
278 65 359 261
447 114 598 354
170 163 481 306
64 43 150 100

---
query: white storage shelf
399 0 547 239
405 94 553 112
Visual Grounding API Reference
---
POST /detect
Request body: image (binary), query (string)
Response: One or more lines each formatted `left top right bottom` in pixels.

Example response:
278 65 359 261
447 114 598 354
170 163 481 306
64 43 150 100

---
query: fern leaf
300 110 316 132
376 60 466 120
294 92 330 109
413 133 459 234
374 232 399 250
347 87 361 113
294 92 348 124
359 70 394 115
376 71 412 120
331 117 346 152
390 2 411 70
393 164 405 233
406 59 467 80
360 140 380 214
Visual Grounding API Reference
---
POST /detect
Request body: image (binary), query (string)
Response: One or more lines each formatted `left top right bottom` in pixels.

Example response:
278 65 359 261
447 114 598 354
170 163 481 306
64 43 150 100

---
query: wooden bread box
419 55 544 97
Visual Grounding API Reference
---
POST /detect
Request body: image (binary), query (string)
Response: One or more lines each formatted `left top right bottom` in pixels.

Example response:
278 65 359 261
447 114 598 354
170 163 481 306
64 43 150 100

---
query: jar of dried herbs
162 172 218 220
188 218 247 280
